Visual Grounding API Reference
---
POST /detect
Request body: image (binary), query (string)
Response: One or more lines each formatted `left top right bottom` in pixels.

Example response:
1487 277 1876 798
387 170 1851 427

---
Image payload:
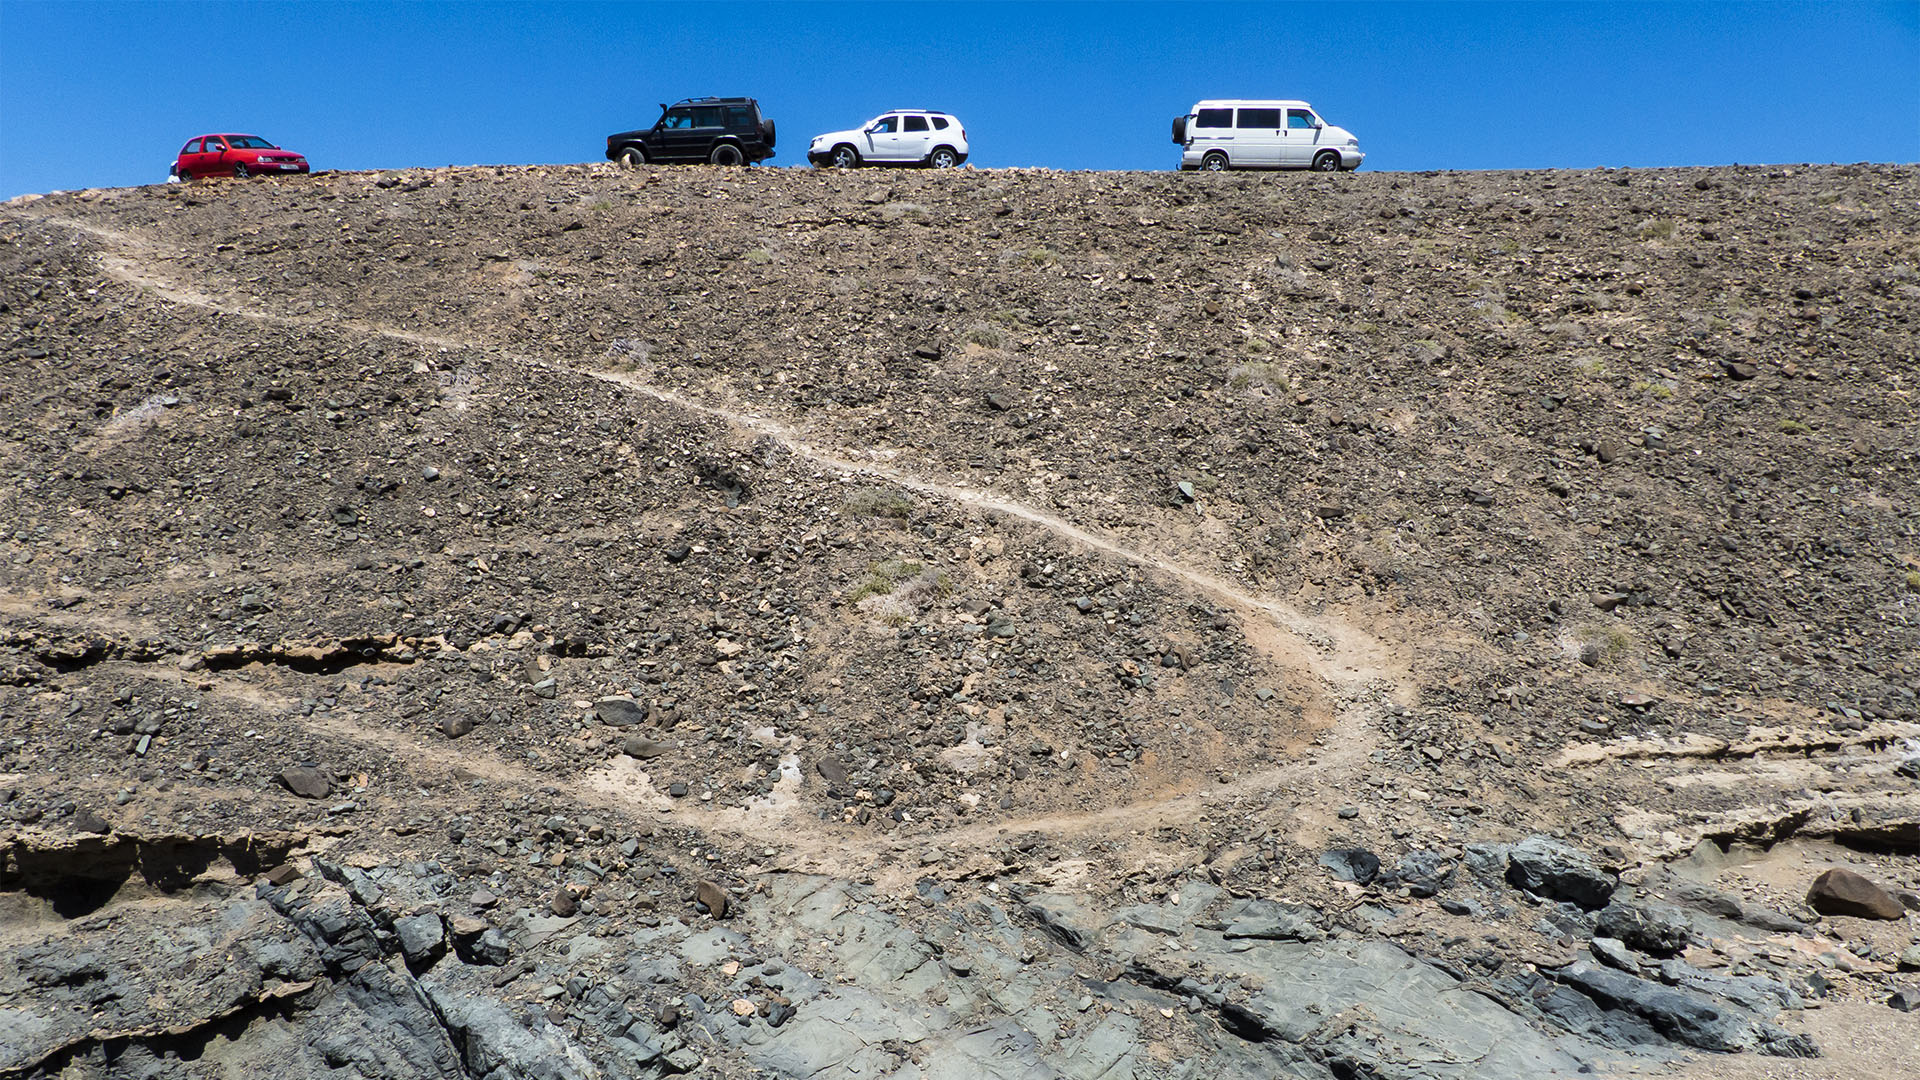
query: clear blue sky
1 1 1915 196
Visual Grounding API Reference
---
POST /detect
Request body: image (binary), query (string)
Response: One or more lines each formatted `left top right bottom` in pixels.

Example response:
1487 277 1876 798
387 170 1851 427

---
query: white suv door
1282 108 1320 166
1189 106 1235 165
864 114 905 161
1234 106 1284 166
898 114 935 161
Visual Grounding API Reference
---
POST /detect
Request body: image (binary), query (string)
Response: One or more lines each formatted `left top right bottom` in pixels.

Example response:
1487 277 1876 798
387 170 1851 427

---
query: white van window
1287 110 1317 130
1237 108 1280 129
1195 108 1233 128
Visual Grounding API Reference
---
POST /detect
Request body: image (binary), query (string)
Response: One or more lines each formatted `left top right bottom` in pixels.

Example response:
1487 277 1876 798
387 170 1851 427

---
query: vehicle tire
233 163 251 179
1312 151 1341 172
830 144 860 169
617 146 646 168
928 146 959 169
709 143 745 167
759 118 776 149
1201 151 1230 171
1171 117 1187 144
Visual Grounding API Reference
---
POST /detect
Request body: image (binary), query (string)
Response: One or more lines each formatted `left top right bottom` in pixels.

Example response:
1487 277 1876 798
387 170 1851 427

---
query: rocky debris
592 696 645 727
1507 836 1617 909
1543 961 1817 1057
1595 902 1692 956
1806 867 1906 920
277 766 332 799
1318 846 1381 884
5 163 1919 1078
694 878 730 918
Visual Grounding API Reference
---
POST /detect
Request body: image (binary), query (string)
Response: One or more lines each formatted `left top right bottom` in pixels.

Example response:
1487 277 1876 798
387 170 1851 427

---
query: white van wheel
1202 151 1230 171
1312 151 1341 172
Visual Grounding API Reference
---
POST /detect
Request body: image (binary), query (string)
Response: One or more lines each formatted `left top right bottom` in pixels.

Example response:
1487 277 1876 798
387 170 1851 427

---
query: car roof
1191 100 1312 109
191 133 267 141
878 109 954 117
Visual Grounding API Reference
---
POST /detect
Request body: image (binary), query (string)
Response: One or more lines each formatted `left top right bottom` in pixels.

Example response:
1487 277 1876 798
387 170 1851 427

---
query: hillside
2 162 1916 1079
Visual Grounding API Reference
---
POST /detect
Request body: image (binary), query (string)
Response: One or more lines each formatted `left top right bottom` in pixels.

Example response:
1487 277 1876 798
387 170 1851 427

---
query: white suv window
870 116 898 133
904 115 929 132
931 116 949 130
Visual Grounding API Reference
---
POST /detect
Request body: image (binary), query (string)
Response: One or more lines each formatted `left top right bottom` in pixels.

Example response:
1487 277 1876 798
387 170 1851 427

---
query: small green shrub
1777 419 1812 435
1638 219 1676 240
1228 362 1289 392
848 558 923 602
1577 624 1634 668
962 323 1008 349
843 487 915 519
741 248 773 265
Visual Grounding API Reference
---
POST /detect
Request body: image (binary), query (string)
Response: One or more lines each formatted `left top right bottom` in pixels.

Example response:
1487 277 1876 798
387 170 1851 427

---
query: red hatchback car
171 134 309 181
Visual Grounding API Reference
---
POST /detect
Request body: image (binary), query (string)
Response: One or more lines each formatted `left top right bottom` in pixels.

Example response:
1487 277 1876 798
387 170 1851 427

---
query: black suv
605 97 776 167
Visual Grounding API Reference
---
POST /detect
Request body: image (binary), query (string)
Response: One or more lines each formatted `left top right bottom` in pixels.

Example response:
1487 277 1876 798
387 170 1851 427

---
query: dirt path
10 210 1412 863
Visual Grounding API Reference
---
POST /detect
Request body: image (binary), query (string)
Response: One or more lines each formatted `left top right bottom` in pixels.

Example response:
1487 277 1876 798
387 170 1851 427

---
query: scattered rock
1506 836 1616 909
695 879 730 918
1806 868 1905 920
276 766 331 799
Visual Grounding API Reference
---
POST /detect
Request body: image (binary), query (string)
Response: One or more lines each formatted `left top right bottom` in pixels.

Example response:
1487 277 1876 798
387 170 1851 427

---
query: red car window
206 138 228 152
183 139 203 154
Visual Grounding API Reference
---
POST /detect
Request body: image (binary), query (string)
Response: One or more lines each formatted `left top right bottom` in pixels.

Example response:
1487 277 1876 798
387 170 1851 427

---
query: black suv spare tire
759 118 776 149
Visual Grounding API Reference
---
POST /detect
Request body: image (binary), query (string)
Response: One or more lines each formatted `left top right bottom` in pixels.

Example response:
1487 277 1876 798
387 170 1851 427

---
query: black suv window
663 109 693 129
690 107 722 127
725 106 753 128
1196 108 1233 128
904 115 929 132
1237 108 1280 129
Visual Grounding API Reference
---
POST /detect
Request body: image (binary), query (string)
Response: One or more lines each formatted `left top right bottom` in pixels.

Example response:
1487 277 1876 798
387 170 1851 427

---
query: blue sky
1 1 1915 196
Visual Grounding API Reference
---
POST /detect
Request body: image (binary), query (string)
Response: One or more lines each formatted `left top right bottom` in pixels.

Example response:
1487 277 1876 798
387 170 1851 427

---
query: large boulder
1806 868 1905 920
1506 837 1617 909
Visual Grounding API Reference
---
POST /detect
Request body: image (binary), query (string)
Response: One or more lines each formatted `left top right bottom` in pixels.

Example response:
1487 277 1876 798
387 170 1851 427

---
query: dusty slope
1 163 1916 1080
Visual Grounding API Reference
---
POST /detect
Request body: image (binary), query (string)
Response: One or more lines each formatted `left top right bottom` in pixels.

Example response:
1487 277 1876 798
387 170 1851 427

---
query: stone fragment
438 715 475 738
1506 836 1616 909
1596 902 1692 957
594 697 646 727
815 755 849 787
1890 987 1920 1012
1320 847 1381 885
394 912 446 967
695 879 729 918
277 766 331 799
1806 868 1905 920
622 735 669 759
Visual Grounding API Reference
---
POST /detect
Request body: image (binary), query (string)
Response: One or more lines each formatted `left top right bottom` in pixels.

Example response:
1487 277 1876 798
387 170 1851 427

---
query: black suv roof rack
664 96 753 108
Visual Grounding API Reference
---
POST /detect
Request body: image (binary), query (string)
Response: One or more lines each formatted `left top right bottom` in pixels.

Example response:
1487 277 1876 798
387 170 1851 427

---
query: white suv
1172 100 1364 172
808 110 969 169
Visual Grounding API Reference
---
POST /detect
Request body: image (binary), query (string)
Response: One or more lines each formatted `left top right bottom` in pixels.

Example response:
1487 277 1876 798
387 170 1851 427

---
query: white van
1171 100 1364 172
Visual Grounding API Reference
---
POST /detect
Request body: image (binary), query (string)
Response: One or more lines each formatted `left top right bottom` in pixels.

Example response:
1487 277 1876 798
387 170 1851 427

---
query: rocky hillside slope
2 162 1916 1079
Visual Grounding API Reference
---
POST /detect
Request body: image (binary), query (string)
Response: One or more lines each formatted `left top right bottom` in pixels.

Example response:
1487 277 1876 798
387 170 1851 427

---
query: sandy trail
10 211 1412 860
